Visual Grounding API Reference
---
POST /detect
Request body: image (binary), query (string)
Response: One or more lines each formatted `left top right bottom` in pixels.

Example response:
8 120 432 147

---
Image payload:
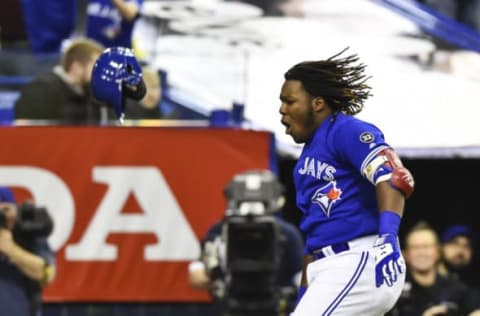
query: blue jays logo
312 181 342 217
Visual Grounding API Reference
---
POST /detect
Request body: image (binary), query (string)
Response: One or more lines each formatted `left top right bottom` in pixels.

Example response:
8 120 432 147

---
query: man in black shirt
14 38 115 124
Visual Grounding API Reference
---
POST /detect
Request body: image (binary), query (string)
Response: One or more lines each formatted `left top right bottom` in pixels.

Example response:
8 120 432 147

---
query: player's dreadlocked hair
284 47 372 115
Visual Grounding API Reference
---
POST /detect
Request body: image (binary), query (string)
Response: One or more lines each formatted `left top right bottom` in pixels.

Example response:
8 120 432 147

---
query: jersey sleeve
334 119 391 178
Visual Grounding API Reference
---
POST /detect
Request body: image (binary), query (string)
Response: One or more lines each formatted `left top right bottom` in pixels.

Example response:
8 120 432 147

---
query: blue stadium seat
0 91 19 125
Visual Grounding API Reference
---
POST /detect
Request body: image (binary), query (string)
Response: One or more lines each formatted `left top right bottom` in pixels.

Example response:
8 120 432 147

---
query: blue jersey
294 112 390 253
21 0 77 53
86 0 143 48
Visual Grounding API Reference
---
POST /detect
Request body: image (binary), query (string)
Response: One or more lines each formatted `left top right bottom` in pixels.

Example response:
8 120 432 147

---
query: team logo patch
311 181 342 217
360 132 375 143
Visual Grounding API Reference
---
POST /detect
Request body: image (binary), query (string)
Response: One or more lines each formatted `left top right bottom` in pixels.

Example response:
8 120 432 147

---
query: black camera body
15 202 53 239
220 169 285 316
0 202 53 240
223 213 280 316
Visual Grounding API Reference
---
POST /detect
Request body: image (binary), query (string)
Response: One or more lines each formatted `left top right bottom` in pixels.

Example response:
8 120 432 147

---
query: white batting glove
373 233 405 287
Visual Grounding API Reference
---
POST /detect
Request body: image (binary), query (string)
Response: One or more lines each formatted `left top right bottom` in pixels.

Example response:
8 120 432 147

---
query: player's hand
373 233 405 287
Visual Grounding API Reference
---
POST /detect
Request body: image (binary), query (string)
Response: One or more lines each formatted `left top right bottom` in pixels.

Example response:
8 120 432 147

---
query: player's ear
312 96 326 112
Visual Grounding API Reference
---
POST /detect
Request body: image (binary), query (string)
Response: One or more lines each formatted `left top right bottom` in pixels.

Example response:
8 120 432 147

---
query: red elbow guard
390 167 415 198
366 148 415 198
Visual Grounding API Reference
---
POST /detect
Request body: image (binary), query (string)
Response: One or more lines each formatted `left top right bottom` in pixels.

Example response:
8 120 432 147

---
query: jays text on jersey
294 112 390 253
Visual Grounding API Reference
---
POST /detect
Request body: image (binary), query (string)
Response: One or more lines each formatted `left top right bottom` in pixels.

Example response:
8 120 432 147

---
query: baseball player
86 0 143 49
278 48 415 315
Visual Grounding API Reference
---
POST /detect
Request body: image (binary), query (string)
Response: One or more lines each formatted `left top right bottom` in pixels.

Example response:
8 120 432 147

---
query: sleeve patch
360 132 375 143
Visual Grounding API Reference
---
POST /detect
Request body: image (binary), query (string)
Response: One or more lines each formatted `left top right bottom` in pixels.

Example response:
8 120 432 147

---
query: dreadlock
284 47 372 115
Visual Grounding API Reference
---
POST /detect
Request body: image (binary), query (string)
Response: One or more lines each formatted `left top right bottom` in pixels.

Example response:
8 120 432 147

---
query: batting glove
373 233 405 287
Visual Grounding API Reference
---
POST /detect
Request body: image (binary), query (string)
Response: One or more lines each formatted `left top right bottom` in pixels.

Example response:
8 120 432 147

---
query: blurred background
1 0 480 315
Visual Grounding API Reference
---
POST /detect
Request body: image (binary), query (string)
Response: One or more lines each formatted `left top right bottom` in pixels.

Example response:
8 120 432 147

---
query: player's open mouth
281 120 291 134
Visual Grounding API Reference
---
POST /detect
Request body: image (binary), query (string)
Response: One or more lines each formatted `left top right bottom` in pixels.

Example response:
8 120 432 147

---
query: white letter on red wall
66 167 200 261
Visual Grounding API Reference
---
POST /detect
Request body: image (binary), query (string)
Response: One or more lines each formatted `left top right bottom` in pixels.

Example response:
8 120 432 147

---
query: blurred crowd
0 0 170 124
0 0 479 124
388 222 480 316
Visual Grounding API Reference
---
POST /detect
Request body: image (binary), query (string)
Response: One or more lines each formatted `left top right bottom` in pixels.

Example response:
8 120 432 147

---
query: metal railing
372 0 480 52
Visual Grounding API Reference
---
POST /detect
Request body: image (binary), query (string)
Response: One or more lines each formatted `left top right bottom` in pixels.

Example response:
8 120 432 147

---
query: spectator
0 187 56 316
387 221 480 316
439 224 478 288
124 65 164 120
188 169 304 316
86 0 143 49
13 38 115 124
20 0 77 54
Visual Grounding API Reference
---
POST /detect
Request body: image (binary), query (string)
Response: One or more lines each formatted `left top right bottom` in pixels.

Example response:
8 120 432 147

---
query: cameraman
188 169 304 316
0 187 56 316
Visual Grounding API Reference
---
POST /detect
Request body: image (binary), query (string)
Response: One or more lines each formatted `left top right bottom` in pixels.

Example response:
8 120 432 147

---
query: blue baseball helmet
91 47 146 120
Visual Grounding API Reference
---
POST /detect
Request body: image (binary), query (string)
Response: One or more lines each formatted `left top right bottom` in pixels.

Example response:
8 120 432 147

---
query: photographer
188 169 304 316
0 187 56 316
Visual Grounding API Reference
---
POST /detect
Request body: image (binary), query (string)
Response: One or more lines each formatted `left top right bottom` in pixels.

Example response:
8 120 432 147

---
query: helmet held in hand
91 47 146 121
